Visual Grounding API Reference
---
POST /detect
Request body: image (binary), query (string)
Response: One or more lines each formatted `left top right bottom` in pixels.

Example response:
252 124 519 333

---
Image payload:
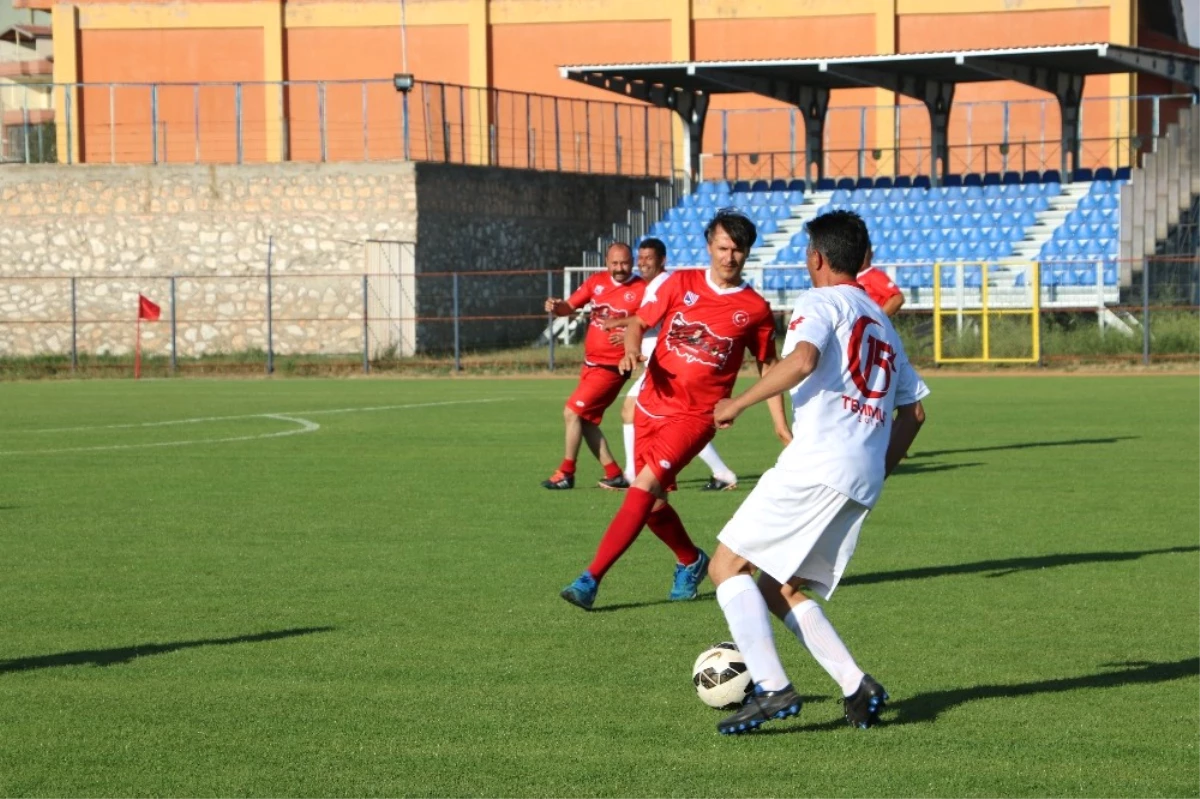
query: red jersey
635 269 777 418
856 266 902 310
567 272 646 367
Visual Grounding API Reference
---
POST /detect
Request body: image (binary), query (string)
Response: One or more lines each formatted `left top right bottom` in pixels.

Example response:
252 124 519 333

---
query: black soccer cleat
597 474 630 490
717 684 803 735
541 471 575 490
843 674 888 729
701 477 737 491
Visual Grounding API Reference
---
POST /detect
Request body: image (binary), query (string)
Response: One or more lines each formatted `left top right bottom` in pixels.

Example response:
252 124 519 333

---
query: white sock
715 574 789 692
784 600 865 697
622 424 635 480
698 443 735 483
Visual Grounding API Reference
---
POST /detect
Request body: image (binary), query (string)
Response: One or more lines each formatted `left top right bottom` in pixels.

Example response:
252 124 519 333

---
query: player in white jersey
705 210 929 736
603 238 748 490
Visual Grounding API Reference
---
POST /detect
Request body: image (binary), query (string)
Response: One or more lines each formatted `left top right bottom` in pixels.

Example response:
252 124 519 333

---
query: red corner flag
135 294 160 379
138 294 161 321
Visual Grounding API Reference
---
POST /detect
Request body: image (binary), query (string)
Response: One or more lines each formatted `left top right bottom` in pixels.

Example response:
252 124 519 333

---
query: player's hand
544 298 561 314
713 398 740 429
619 351 645 376
608 331 624 346
774 420 794 446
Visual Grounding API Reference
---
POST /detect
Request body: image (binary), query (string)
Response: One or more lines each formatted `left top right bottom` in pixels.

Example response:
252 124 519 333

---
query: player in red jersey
855 245 904 317
542 243 646 491
559 210 792 610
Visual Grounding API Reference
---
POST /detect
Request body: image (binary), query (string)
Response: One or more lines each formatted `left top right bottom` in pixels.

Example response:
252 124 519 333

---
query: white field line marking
0 415 319 457
22 399 508 434
1 398 508 456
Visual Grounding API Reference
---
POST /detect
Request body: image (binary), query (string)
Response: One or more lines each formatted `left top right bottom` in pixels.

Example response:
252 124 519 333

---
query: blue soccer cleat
560 571 598 610
669 548 710 601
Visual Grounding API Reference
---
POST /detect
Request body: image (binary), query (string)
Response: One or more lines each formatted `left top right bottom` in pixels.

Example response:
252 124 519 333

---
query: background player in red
541 243 644 490
559 210 791 610
855 245 904 317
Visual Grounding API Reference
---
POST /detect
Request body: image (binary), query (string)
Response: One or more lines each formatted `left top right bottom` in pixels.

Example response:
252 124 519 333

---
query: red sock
646 503 700 565
588 487 657 580
603 461 623 480
558 458 576 476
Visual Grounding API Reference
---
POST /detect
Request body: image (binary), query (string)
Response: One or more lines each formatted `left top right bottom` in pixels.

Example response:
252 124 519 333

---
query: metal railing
0 79 676 177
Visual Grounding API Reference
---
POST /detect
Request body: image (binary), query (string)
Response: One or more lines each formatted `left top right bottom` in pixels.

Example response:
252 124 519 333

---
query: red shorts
634 406 715 490
565 364 628 425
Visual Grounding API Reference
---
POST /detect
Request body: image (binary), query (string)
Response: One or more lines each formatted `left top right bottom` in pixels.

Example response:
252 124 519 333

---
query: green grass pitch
0 374 1197 797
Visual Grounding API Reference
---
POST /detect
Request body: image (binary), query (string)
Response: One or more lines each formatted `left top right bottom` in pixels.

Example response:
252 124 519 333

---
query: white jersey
638 271 670 358
776 283 929 508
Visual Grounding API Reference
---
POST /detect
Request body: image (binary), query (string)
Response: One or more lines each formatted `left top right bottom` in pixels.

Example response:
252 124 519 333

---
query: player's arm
881 293 904 317
619 316 649 375
885 400 925 476
715 342 820 428
544 298 578 317
756 356 793 445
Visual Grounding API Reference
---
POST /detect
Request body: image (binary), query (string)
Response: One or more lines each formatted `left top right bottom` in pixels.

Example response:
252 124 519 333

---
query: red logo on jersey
663 312 734 369
847 316 895 399
590 302 629 330
787 316 805 330
624 290 637 303
732 310 750 327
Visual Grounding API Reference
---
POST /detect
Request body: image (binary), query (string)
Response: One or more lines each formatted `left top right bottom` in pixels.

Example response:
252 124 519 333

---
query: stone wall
0 161 417 358
0 160 662 359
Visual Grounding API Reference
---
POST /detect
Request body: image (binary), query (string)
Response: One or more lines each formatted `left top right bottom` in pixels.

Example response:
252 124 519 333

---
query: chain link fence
0 258 1194 377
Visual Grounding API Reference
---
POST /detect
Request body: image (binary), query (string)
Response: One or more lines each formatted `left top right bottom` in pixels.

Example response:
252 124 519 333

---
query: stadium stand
633 168 1132 307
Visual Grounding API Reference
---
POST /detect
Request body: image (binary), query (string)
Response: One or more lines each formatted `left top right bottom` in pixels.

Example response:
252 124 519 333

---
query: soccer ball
692 642 753 709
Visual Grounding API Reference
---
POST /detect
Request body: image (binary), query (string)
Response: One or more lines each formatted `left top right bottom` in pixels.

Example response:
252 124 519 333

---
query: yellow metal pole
933 262 942 363
981 262 990 361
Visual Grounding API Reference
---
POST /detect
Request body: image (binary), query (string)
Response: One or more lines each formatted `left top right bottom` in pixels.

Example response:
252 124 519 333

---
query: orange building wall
78 27 265 163
490 20 672 173
285 25 469 161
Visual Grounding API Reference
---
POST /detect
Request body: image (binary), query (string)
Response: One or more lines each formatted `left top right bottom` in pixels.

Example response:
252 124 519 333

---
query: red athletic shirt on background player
559 210 792 611
855 245 904 317
542 243 645 491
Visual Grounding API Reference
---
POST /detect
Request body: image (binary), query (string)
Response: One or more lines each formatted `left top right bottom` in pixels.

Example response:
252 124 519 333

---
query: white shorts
625 369 647 398
717 469 870 600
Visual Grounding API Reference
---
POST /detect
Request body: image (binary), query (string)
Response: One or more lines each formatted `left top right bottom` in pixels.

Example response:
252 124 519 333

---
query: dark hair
804 211 870 277
704 208 757 251
638 237 666 260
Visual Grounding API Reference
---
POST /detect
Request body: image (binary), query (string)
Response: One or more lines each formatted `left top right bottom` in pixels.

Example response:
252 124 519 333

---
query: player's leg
697 442 737 491
634 412 713 599
541 403 583 489
580 420 626 488
560 462 666 610
708 544 802 734
754 494 888 729
620 394 637 482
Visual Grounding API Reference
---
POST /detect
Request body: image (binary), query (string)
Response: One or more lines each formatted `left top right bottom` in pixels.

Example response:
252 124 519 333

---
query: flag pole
135 316 142 380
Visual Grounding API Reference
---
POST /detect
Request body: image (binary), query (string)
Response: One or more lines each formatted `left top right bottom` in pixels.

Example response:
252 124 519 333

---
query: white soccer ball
692 642 753 709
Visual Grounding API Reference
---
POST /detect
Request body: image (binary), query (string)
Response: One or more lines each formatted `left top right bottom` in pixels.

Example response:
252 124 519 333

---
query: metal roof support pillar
668 89 708 192
1055 74 1084 180
923 81 954 188
798 85 829 185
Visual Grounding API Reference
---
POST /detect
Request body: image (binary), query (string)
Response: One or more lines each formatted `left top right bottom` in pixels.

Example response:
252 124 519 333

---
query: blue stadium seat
1093 167 1114 182
982 172 1002 187
836 178 856 191
964 265 983 287
1041 266 1070 286
762 269 784 291
1072 167 1094 182
1022 170 1043 184
1103 260 1119 285
816 178 837 191
875 176 893 189
787 178 807 193
895 266 920 287
912 175 932 190
732 180 752 193
1071 264 1098 286
940 265 957 287
942 174 963 187
893 175 912 189
1042 169 1062 183
769 179 789 192
963 173 983 188
990 241 1015 259
751 179 770 193
1115 166 1131 181
1002 171 1022 185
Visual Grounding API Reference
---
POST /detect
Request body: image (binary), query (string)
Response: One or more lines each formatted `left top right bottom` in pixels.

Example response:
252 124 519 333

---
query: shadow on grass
0 626 335 674
910 435 1138 459
590 593 717 613
843 545 1199 587
757 657 1200 734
